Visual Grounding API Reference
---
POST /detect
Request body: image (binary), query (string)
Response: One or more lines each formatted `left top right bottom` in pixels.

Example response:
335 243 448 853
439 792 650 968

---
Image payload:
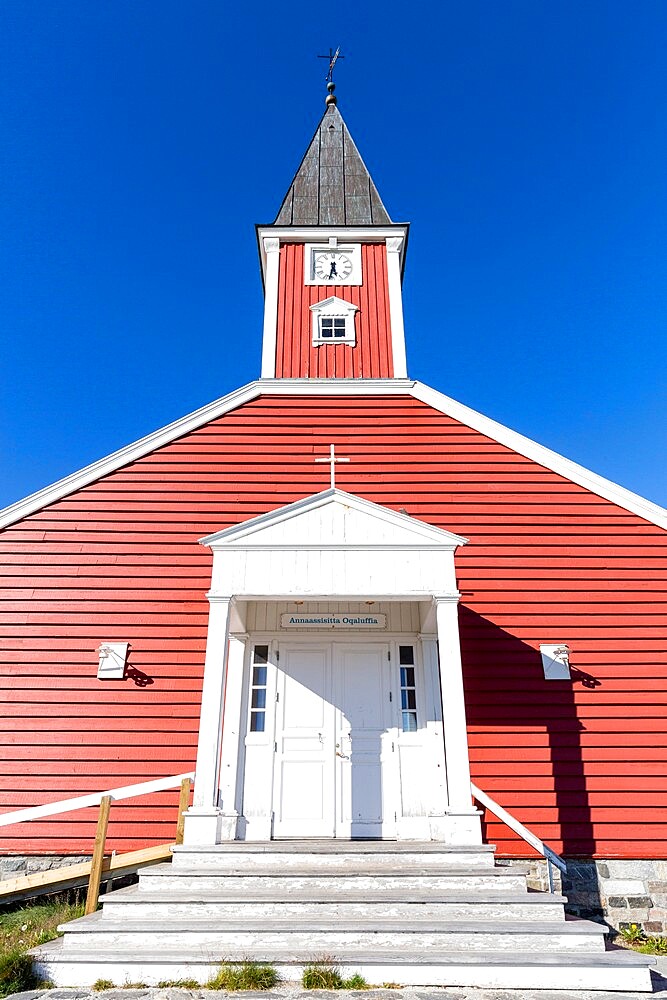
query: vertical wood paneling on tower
274 244 393 378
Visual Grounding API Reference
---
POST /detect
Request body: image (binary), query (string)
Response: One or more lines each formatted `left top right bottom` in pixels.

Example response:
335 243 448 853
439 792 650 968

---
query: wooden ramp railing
0 772 194 908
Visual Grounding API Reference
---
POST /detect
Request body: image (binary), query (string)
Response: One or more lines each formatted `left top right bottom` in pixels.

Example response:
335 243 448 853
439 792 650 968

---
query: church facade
2 95 667 931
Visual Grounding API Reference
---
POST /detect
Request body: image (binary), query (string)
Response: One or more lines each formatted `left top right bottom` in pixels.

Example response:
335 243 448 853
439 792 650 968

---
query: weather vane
318 46 344 84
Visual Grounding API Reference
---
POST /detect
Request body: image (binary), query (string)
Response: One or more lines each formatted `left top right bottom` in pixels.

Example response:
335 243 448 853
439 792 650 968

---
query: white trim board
200 487 468 548
1 377 666 531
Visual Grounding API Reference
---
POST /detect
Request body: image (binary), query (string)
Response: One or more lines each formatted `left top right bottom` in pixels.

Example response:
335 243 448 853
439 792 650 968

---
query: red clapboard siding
1 392 666 859
275 244 393 378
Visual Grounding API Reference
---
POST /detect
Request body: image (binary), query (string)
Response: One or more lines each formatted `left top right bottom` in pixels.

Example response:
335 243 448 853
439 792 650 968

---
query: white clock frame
304 243 362 286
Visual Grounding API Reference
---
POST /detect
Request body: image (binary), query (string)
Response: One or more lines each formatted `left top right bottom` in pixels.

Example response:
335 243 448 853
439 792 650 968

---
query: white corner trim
2 375 666 532
260 237 280 378
386 237 408 378
410 381 667 530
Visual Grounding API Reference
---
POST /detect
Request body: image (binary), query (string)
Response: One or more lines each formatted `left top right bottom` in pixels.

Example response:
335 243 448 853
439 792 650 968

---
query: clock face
314 251 353 282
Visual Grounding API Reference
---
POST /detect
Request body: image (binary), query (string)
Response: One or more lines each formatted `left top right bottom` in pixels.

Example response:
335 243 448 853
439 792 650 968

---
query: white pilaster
216 632 248 840
418 634 449 840
183 594 231 846
434 595 482 844
260 237 281 378
385 237 408 379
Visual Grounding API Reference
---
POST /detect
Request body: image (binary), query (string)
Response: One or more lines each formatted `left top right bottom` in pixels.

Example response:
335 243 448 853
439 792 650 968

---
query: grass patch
618 923 667 955
157 980 201 989
302 963 368 990
0 893 84 997
342 973 369 990
0 948 43 997
92 979 115 991
207 961 280 990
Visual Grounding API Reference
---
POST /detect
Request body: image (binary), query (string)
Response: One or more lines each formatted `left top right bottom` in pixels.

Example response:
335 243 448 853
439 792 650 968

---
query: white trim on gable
200 488 465 601
1 376 666 531
409 381 667 530
200 488 468 550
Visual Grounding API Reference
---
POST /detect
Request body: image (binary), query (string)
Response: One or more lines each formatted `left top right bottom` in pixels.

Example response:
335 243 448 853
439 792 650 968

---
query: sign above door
280 613 387 630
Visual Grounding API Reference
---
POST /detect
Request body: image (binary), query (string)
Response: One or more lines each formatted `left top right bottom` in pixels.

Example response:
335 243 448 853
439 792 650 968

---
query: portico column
434 594 482 844
182 594 231 846
216 633 248 840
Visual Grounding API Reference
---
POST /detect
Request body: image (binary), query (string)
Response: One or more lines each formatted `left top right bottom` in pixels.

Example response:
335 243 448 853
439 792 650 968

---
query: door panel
335 644 395 838
272 645 334 837
272 641 397 838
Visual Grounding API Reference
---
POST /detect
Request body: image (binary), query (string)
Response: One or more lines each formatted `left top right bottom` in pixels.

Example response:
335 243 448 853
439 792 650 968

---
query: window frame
310 296 359 347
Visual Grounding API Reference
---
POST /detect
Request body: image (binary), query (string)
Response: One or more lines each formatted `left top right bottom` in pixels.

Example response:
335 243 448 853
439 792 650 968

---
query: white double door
272 642 396 839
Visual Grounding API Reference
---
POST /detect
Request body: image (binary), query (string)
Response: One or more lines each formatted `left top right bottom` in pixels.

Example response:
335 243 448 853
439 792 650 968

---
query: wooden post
85 794 111 915
174 777 192 845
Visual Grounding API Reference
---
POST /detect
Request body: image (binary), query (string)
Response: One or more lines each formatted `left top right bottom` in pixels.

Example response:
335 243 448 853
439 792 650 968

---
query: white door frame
235 631 450 840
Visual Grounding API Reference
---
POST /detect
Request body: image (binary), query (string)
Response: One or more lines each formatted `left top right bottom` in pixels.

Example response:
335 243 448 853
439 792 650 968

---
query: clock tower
257 95 409 379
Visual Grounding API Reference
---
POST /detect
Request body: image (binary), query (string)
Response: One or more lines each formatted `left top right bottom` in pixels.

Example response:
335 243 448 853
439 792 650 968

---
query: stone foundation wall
501 857 667 933
0 854 90 881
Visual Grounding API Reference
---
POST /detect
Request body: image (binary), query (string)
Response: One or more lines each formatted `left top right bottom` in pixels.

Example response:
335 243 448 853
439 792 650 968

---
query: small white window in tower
310 296 358 347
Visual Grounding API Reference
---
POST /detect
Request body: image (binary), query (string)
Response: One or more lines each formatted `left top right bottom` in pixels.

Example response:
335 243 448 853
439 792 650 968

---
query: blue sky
1 1 666 509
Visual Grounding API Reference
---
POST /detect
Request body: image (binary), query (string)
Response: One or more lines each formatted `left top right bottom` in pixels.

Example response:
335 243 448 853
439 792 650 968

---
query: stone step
58 913 606 954
100 885 567 922
138 864 527 894
31 937 655 991
171 841 496 870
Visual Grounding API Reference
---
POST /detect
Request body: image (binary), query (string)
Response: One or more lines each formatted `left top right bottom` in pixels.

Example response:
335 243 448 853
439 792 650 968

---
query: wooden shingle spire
274 104 392 226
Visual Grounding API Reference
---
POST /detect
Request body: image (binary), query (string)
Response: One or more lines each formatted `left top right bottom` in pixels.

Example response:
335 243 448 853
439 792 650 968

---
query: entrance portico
183 489 482 847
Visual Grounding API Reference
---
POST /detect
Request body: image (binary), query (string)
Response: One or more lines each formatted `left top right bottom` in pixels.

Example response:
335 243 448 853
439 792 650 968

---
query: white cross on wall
315 443 350 489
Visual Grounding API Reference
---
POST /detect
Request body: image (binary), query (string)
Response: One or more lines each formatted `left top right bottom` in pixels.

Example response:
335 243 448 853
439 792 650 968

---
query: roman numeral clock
305 244 362 285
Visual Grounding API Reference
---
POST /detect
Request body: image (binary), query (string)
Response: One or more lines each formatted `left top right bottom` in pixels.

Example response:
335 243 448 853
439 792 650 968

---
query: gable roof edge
0 379 413 530
411 381 667 530
0 381 265 530
2 375 665 533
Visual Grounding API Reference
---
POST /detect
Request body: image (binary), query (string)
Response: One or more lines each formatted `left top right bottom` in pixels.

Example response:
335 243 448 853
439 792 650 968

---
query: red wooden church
1 83 667 984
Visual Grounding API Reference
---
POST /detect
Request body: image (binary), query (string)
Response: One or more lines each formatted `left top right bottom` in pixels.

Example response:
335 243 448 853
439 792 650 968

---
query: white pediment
200 489 467 551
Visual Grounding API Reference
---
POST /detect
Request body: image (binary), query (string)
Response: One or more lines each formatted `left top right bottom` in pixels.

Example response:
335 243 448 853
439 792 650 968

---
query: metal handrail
0 771 195 828
471 780 567 892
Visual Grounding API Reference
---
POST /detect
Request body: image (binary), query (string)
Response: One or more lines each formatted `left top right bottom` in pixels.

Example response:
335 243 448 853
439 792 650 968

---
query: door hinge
392 741 395 752
389 691 392 702
387 650 391 661
274 741 278 752
275 691 279 702
276 650 279 661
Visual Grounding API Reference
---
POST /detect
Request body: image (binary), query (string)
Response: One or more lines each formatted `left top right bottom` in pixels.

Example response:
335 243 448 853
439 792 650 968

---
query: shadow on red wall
459 606 601 858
